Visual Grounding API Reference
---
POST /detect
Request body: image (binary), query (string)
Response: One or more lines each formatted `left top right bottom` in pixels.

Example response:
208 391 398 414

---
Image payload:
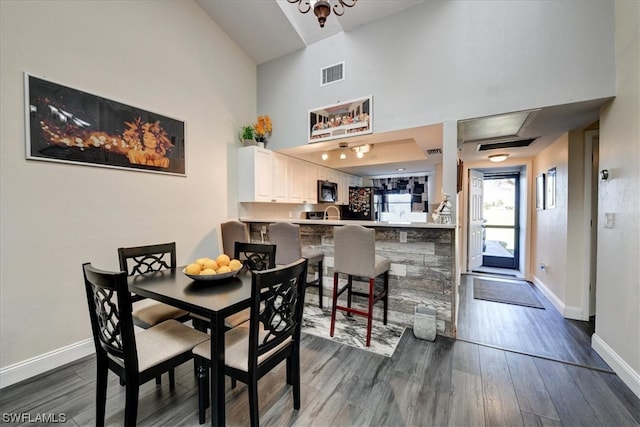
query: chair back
221 221 250 256
118 242 176 276
268 222 302 265
249 258 308 365
82 263 138 370
234 242 276 272
333 225 376 277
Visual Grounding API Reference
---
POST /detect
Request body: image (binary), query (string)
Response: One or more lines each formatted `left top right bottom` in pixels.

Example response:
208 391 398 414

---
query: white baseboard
532 275 564 314
592 333 640 399
0 339 94 389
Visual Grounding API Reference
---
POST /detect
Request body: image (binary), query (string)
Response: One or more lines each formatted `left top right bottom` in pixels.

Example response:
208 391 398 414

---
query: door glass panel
482 175 519 269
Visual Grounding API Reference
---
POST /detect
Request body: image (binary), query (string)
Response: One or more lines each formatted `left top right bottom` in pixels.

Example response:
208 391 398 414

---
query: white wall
258 0 615 150
592 0 640 397
0 0 256 380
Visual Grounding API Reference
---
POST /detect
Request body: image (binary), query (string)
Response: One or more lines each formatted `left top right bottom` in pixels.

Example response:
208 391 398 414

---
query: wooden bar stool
268 222 325 308
330 225 390 347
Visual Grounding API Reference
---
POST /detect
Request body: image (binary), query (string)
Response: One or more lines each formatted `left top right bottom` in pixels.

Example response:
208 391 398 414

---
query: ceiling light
338 142 348 159
489 154 509 163
351 143 373 159
396 168 405 172
287 0 358 28
356 151 364 159
321 153 328 160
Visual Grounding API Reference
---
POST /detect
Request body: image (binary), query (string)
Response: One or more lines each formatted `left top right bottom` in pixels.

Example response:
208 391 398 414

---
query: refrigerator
341 187 382 221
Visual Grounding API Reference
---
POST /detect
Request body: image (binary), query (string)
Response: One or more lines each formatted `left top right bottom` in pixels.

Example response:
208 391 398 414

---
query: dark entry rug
474 278 545 309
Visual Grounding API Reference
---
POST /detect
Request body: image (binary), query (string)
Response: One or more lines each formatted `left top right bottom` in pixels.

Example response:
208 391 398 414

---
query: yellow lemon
195 257 210 267
216 254 230 267
228 259 242 271
185 263 201 275
200 268 217 275
216 265 231 274
203 259 218 270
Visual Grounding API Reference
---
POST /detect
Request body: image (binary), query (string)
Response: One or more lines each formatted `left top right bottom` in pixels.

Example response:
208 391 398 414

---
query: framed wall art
24 73 186 176
536 173 545 210
546 167 556 209
308 95 372 143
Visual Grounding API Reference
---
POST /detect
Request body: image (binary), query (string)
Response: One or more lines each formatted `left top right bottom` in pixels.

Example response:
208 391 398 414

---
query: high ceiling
196 0 610 177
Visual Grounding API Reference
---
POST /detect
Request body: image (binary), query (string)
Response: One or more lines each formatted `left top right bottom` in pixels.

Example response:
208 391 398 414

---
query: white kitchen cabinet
303 162 318 204
272 152 289 202
288 157 305 203
237 146 274 202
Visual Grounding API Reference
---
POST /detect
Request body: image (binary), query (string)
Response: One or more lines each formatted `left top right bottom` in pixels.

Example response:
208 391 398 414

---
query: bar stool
268 222 325 308
221 220 250 256
331 225 391 347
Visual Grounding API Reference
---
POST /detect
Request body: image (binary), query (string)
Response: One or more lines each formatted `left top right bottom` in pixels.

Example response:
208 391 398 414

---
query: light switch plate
604 212 615 228
400 231 408 243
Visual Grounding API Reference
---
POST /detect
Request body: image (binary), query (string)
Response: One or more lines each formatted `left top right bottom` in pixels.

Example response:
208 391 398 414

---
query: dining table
128 267 252 427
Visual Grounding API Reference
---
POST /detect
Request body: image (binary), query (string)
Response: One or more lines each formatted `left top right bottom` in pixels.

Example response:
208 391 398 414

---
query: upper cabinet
237 146 360 204
237 146 274 202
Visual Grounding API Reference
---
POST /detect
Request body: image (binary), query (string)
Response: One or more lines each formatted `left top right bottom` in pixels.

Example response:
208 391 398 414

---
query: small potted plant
253 115 272 147
239 125 255 146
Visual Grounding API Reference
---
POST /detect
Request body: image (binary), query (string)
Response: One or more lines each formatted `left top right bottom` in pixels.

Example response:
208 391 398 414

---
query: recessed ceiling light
396 168 405 171
489 154 509 162
321 153 328 160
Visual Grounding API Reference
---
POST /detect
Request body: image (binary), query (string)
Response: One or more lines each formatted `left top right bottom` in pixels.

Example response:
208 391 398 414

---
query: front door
482 173 520 269
468 169 484 271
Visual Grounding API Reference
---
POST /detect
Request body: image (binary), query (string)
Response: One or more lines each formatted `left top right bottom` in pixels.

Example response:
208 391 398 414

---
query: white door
468 169 485 271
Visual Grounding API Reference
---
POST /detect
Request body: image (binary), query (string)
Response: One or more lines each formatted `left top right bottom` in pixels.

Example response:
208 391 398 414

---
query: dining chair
222 242 278 329
117 242 190 329
221 220 250 256
193 258 309 426
268 222 325 308
331 225 391 347
82 263 209 427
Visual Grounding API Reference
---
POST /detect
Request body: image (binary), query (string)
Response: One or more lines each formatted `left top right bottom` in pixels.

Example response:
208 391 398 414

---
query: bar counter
240 218 457 338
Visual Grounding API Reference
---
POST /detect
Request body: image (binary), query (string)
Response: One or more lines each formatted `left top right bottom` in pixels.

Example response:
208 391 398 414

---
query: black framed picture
25 73 186 176
308 95 372 143
536 173 545 210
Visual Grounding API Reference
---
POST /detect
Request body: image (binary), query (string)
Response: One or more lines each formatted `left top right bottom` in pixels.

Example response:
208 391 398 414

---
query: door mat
301 304 405 357
473 279 545 309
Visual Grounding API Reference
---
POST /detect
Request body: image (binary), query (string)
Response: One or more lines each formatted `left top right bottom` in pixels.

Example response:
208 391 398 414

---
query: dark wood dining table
128 267 252 426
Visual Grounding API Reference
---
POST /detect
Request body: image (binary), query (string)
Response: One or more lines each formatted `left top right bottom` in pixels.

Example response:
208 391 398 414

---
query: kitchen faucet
323 205 341 220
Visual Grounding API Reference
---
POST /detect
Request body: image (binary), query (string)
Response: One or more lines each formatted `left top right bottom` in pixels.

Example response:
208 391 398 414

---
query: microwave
317 180 338 203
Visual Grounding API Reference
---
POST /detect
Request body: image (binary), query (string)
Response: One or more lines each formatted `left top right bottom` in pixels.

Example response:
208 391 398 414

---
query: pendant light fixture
339 142 348 159
287 0 358 28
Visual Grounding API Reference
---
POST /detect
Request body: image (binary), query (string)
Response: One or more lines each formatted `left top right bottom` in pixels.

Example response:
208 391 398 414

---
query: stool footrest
334 305 370 318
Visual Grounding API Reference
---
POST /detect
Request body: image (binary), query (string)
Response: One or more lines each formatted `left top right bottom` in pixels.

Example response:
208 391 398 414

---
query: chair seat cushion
302 247 324 264
374 255 391 277
190 308 250 329
193 324 291 373
111 320 209 372
132 299 189 328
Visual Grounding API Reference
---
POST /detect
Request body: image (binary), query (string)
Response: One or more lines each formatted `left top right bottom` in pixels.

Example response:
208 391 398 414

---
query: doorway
482 172 520 269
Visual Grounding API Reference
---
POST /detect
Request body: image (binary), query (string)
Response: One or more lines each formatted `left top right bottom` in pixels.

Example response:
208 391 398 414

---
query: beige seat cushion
302 247 324 264
132 299 189 328
190 308 250 329
374 255 391 277
110 319 209 372
193 324 291 373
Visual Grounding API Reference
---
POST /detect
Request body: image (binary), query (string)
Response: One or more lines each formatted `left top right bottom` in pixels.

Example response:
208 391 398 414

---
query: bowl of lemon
183 254 243 282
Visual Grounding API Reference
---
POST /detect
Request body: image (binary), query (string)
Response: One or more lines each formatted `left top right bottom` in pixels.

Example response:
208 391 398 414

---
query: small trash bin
413 305 436 341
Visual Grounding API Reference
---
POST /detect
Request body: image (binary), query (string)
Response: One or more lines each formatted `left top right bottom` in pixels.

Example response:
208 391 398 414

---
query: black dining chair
193 258 309 426
117 242 190 330
82 263 209 427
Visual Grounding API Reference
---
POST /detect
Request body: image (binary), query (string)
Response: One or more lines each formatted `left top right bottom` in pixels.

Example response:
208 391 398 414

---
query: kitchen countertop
239 218 455 229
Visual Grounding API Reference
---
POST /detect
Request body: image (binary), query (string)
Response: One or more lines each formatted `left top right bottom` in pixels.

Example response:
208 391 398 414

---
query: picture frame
24 73 186 176
308 95 372 143
546 167 556 209
536 173 545 210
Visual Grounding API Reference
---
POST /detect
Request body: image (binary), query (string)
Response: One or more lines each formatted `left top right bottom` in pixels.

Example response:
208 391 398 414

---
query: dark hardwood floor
1 275 639 426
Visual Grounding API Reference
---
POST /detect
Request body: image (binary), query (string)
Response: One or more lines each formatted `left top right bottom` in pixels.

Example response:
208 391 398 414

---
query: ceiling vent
477 138 537 151
321 61 344 86
426 148 442 155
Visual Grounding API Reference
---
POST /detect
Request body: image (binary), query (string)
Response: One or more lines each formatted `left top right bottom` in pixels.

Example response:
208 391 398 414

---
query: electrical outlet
400 231 407 243
604 212 615 228
261 225 267 233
